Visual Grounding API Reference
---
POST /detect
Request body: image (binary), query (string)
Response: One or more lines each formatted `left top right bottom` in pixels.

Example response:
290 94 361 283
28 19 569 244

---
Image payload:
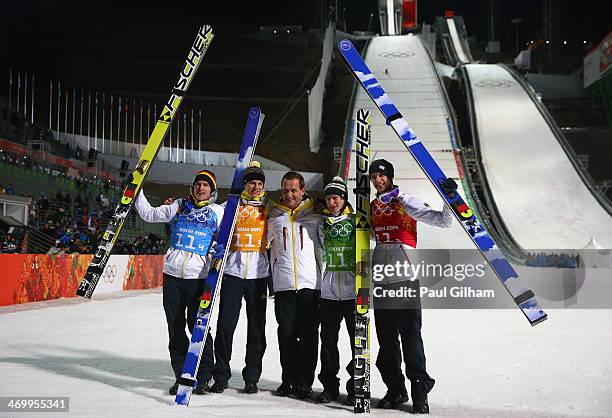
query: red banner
402 0 417 30
454 150 465 180
0 254 164 307
124 255 165 290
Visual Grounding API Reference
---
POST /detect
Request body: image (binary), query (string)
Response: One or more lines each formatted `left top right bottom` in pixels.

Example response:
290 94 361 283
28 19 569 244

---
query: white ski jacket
267 197 323 292
135 192 224 280
222 198 270 280
372 190 453 285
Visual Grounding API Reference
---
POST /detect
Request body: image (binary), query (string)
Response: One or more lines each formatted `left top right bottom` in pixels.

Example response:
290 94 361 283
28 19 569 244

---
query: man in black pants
135 170 224 395
162 274 215 392
209 162 270 394
369 160 453 413
316 177 356 405
267 171 323 399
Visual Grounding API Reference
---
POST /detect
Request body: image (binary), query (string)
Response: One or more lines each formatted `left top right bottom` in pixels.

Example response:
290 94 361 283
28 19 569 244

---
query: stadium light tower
511 18 523 56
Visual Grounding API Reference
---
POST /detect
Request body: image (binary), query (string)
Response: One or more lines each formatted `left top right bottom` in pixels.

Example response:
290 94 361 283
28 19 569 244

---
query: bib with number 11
323 216 355 271
170 204 218 256
230 204 267 252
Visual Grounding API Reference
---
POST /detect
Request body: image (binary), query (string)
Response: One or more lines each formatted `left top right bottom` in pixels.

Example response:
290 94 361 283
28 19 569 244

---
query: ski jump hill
346 34 474 250
344 31 612 253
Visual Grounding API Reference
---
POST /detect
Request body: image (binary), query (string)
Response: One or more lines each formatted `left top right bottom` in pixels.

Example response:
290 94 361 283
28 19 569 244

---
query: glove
438 178 458 199
211 242 226 260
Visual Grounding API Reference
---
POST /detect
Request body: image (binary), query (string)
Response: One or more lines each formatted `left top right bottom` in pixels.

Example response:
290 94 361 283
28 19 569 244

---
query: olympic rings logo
372 203 394 217
185 208 214 223
378 51 415 58
102 264 117 283
328 223 353 237
239 205 259 221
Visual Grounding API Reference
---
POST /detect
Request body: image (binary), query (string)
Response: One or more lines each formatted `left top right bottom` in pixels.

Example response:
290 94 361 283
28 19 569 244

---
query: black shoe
344 393 355 406
243 382 258 394
377 391 409 409
315 388 339 403
412 397 429 414
168 380 179 396
193 381 210 395
411 380 430 414
208 381 229 393
294 384 313 400
274 382 294 397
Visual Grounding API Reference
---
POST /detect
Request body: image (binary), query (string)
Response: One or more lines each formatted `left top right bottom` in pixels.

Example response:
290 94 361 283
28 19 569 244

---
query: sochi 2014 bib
230 204 267 252
170 205 218 256
323 217 355 271
370 199 417 247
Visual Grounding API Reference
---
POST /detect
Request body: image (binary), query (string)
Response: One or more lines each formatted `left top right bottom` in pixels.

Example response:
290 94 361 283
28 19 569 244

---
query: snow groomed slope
347 34 473 249
464 64 612 249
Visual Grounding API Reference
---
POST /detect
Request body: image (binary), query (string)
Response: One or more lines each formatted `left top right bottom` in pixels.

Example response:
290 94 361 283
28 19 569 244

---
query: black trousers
274 289 320 388
318 298 355 395
373 307 435 394
163 274 214 384
213 274 268 384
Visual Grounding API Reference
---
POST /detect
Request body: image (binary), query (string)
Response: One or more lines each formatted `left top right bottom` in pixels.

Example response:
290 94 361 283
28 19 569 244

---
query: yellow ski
77 25 214 298
354 108 371 413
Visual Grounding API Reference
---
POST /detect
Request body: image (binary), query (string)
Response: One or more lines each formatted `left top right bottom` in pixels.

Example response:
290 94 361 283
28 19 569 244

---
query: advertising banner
402 0 417 30
0 254 163 307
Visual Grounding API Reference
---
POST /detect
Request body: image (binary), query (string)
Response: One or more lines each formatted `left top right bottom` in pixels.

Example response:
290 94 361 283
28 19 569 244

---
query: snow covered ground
1 290 611 417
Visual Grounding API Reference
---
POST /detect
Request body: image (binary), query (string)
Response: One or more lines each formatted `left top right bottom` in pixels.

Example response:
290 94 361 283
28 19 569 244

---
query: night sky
1 0 610 83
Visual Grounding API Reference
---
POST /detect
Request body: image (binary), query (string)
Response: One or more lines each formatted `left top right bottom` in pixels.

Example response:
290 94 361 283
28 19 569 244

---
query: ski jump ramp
435 15 474 65
464 64 612 249
347 34 473 249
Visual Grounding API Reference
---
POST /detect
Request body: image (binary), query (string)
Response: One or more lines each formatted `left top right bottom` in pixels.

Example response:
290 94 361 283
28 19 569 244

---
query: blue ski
337 39 547 326
175 107 265 406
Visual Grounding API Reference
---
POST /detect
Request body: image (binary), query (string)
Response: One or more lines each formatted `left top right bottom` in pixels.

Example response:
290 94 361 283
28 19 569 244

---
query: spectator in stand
0 185 6 194
38 193 50 222
64 193 72 210
0 232 19 253
75 193 83 210
100 193 109 209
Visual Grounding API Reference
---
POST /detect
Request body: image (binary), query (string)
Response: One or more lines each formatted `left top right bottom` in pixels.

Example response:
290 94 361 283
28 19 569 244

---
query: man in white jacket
369 159 452 414
135 169 224 396
209 162 270 395
267 171 323 400
316 177 356 405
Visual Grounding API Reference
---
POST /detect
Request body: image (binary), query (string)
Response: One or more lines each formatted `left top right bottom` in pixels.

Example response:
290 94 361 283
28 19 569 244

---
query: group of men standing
135 158 452 414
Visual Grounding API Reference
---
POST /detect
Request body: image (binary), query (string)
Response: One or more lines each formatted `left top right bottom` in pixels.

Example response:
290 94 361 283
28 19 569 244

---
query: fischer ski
338 39 547 326
175 107 265 406
77 26 214 298
353 108 371 413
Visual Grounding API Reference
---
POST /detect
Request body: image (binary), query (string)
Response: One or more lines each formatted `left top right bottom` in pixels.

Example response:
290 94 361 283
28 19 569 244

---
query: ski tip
248 107 262 119
530 314 548 327
199 25 213 35
338 39 353 51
